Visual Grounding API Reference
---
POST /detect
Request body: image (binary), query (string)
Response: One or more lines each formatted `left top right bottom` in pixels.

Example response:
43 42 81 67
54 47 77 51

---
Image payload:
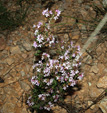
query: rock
4 86 18 97
97 63 105 74
22 41 32 51
99 97 107 113
25 65 31 72
6 58 14 65
97 76 107 89
78 23 86 30
10 46 21 54
90 65 99 73
20 70 26 77
0 102 15 113
49 50 57 56
72 35 80 40
22 53 28 59
0 34 6 51
96 46 102 56
19 81 30 91
88 101 95 109
78 0 83 4
89 87 103 98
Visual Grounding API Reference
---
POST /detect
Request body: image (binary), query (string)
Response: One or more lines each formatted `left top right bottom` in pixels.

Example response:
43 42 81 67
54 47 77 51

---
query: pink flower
33 41 38 48
78 73 84 80
37 22 43 28
49 11 53 15
56 10 61 16
34 30 38 35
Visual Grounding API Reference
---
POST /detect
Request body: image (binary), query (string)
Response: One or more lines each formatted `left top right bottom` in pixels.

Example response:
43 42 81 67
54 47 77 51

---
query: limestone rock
6 58 14 65
20 70 26 77
10 46 21 54
99 97 107 113
22 41 32 51
97 76 107 89
19 81 30 91
89 87 103 98
90 65 99 73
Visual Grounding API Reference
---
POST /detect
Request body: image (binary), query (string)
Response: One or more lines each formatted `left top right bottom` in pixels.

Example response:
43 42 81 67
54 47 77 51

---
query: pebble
20 70 26 77
6 58 14 65
90 65 99 73
19 81 30 91
89 87 103 98
10 46 21 54
22 41 32 51
97 76 107 89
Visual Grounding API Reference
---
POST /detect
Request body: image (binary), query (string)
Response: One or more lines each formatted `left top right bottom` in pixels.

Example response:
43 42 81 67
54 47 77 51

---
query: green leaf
34 53 39 56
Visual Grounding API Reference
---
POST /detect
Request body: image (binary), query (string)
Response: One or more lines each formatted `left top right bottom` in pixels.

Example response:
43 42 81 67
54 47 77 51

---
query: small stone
97 76 107 89
89 87 103 98
49 50 57 56
90 65 99 73
10 46 21 54
6 58 14 65
19 81 30 91
22 42 32 51
72 35 79 40
20 70 26 77
97 63 105 74
22 53 27 58
88 101 95 109
99 97 107 113
78 0 83 4
96 46 102 56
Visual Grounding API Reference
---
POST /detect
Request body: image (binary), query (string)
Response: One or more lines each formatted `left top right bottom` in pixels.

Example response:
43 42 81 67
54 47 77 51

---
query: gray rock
20 71 26 77
22 41 32 51
19 81 30 91
78 0 83 4
99 97 107 113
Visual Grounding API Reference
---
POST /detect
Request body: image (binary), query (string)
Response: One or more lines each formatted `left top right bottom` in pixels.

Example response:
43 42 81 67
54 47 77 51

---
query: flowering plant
33 8 61 50
27 8 84 112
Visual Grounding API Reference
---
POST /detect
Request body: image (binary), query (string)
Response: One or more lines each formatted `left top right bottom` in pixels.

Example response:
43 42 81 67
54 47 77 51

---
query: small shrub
27 8 84 112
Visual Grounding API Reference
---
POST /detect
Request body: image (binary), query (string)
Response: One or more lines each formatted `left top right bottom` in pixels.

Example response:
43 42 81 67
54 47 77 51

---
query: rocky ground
0 0 107 113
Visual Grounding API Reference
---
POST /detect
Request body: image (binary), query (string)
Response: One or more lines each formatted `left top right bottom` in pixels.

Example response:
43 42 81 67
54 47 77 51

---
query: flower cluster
33 8 61 49
27 8 84 112
28 41 83 111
